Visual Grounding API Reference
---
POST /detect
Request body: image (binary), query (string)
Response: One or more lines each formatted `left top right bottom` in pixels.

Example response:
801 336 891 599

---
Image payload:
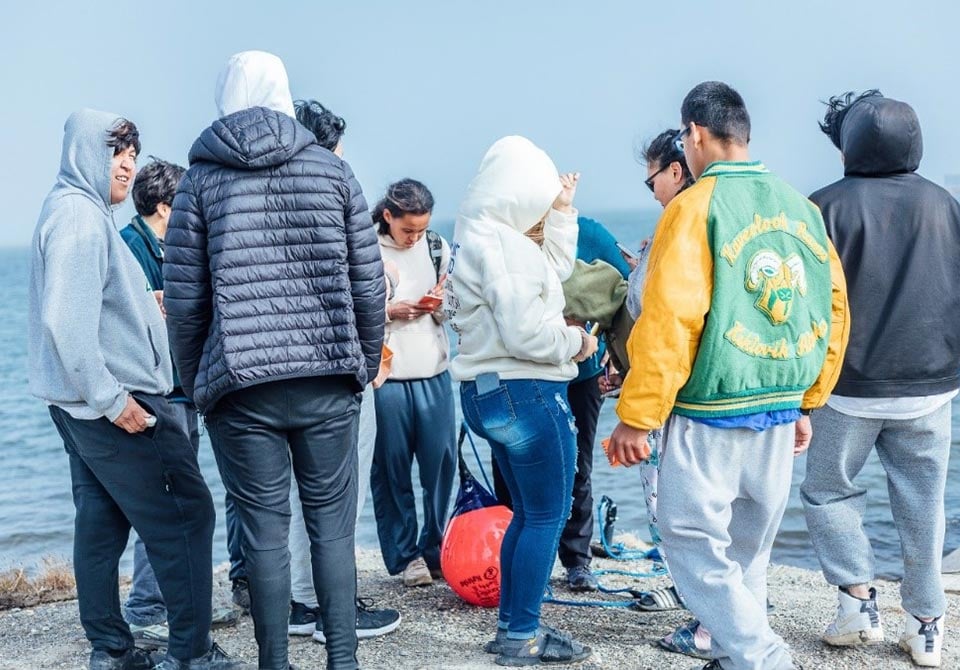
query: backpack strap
426 230 444 282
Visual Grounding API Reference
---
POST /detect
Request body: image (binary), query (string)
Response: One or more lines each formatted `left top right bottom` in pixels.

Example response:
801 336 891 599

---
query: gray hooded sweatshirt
28 109 173 421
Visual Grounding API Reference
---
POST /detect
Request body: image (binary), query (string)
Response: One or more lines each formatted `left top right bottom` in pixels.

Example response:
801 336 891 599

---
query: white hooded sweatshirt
215 50 296 118
446 136 581 383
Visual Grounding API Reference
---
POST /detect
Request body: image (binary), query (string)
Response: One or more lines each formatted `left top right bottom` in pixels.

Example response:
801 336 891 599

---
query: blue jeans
124 401 201 627
460 376 577 637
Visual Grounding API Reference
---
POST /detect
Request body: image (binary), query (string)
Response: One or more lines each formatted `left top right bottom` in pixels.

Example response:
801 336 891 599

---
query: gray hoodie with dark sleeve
28 108 173 421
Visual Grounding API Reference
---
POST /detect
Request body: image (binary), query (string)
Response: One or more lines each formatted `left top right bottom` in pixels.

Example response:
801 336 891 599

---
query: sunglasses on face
644 163 671 192
674 126 690 152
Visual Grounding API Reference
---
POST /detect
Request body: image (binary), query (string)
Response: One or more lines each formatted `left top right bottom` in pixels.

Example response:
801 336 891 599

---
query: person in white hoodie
369 178 458 587
446 136 597 666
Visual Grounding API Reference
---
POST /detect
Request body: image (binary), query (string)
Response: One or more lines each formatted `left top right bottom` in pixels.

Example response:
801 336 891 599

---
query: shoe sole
289 622 317 636
403 574 433 587
898 639 941 667
312 613 402 644
567 583 598 593
823 628 884 646
495 647 593 666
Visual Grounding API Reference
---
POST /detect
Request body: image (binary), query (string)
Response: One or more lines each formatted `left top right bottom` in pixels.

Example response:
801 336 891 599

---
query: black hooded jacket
810 97 960 397
163 107 385 412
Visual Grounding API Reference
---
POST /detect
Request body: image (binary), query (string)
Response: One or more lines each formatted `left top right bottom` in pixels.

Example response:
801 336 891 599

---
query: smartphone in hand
615 242 638 260
417 294 442 310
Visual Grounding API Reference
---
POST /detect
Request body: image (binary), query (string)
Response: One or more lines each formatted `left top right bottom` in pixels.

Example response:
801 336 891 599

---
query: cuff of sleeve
564 326 583 361
545 207 578 230
104 392 129 423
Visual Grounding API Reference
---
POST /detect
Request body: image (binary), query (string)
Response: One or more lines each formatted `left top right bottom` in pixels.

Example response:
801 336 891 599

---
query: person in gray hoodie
28 109 249 670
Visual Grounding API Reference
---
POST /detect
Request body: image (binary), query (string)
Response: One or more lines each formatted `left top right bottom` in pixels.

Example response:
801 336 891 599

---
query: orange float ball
440 505 513 607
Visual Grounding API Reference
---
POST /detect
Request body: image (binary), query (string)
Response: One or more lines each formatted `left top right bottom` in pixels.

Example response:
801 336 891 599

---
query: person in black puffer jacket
163 51 384 670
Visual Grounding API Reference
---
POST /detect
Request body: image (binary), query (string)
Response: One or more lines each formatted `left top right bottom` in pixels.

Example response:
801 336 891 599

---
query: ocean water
2 211 958 579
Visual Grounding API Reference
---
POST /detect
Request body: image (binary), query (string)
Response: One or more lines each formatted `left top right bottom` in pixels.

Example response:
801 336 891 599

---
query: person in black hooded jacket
800 90 960 668
164 51 385 670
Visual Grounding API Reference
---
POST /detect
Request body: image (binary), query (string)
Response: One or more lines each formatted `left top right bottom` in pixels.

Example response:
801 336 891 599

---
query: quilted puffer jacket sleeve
342 163 386 383
163 171 211 401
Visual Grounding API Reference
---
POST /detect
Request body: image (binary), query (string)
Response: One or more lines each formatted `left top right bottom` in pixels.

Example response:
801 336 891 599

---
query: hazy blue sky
1 0 958 246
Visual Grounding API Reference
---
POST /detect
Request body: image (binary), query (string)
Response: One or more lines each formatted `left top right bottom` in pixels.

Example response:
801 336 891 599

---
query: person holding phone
370 179 457 588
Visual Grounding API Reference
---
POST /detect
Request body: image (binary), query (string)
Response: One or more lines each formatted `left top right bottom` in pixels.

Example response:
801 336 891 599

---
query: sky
1 0 958 247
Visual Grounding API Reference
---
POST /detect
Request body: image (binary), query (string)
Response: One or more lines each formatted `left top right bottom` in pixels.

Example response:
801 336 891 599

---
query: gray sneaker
565 566 598 592
89 648 157 670
153 642 254 669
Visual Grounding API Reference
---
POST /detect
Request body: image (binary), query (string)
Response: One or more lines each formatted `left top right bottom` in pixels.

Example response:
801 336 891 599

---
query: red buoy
440 505 513 607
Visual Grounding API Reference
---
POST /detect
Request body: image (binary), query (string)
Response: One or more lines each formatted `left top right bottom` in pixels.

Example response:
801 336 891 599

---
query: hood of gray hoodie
188 106 315 170
841 96 923 176
52 108 119 212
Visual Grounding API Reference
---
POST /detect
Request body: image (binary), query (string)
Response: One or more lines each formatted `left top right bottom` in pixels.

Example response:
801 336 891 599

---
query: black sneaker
312 598 402 644
153 641 254 669
231 577 250 612
289 600 320 636
89 647 157 670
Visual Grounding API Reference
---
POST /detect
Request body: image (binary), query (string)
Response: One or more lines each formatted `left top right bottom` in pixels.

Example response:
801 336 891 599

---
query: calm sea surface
1 211 958 578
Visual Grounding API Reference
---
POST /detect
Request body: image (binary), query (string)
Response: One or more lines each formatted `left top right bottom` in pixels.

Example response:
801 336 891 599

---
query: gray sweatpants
800 402 950 618
657 414 795 670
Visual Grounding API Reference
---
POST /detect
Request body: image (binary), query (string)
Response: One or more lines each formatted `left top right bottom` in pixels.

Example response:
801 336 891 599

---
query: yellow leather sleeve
801 238 850 409
615 178 716 429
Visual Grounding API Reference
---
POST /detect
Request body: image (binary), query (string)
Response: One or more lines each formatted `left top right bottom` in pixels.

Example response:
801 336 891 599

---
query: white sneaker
401 557 433 587
823 587 884 646
899 613 943 667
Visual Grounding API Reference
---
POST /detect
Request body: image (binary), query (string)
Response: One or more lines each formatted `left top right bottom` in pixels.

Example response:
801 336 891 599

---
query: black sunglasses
673 126 690 152
644 163 671 192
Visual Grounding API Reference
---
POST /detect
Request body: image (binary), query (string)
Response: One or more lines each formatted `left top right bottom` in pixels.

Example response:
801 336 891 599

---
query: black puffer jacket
164 107 385 413
811 96 960 397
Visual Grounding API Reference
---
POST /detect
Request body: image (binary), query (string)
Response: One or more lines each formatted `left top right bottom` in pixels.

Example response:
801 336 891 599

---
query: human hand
795 414 812 455
389 300 432 322
113 396 153 434
599 371 623 395
607 421 650 467
153 290 165 318
622 253 639 271
573 331 599 363
552 172 580 213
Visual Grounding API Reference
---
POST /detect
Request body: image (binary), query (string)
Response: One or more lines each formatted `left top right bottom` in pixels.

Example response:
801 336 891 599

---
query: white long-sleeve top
379 232 451 380
445 136 581 383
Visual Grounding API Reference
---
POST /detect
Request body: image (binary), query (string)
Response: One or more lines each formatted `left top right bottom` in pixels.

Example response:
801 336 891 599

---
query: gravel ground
0 547 956 669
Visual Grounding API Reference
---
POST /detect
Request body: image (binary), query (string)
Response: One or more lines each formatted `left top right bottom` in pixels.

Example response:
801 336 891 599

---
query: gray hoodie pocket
146 323 163 368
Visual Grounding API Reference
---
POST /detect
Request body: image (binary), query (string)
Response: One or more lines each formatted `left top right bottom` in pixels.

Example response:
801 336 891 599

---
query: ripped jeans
460 376 577 637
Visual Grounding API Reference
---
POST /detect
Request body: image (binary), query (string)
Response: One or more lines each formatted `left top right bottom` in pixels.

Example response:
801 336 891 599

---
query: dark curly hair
106 118 141 156
294 99 346 152
638 129 693 185
132 157 186 217
372 179 434 236
818 89 883 150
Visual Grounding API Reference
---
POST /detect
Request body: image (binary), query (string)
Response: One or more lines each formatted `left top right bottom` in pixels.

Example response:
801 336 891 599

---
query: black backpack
426 230 444 281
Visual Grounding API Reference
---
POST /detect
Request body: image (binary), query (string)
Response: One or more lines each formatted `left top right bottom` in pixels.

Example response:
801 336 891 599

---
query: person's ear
689 122 704 150
156 202 172 220
670 161 683 184
382 209 394 225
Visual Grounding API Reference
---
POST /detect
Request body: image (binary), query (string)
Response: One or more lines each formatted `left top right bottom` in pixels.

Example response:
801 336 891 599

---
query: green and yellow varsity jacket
617 161 850 429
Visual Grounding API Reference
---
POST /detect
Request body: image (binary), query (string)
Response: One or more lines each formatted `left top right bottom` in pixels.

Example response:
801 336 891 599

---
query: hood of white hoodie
458 136 562 234
215 50 295 118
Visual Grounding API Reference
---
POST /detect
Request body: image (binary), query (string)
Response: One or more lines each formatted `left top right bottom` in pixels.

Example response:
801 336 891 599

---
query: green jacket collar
701 161 768 178
130 215 164 261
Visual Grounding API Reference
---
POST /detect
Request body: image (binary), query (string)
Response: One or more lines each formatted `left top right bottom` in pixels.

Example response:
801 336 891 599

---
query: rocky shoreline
1 548 957 669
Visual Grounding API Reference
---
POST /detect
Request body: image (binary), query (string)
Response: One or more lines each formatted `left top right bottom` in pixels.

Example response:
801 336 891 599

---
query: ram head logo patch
745 250 806 325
